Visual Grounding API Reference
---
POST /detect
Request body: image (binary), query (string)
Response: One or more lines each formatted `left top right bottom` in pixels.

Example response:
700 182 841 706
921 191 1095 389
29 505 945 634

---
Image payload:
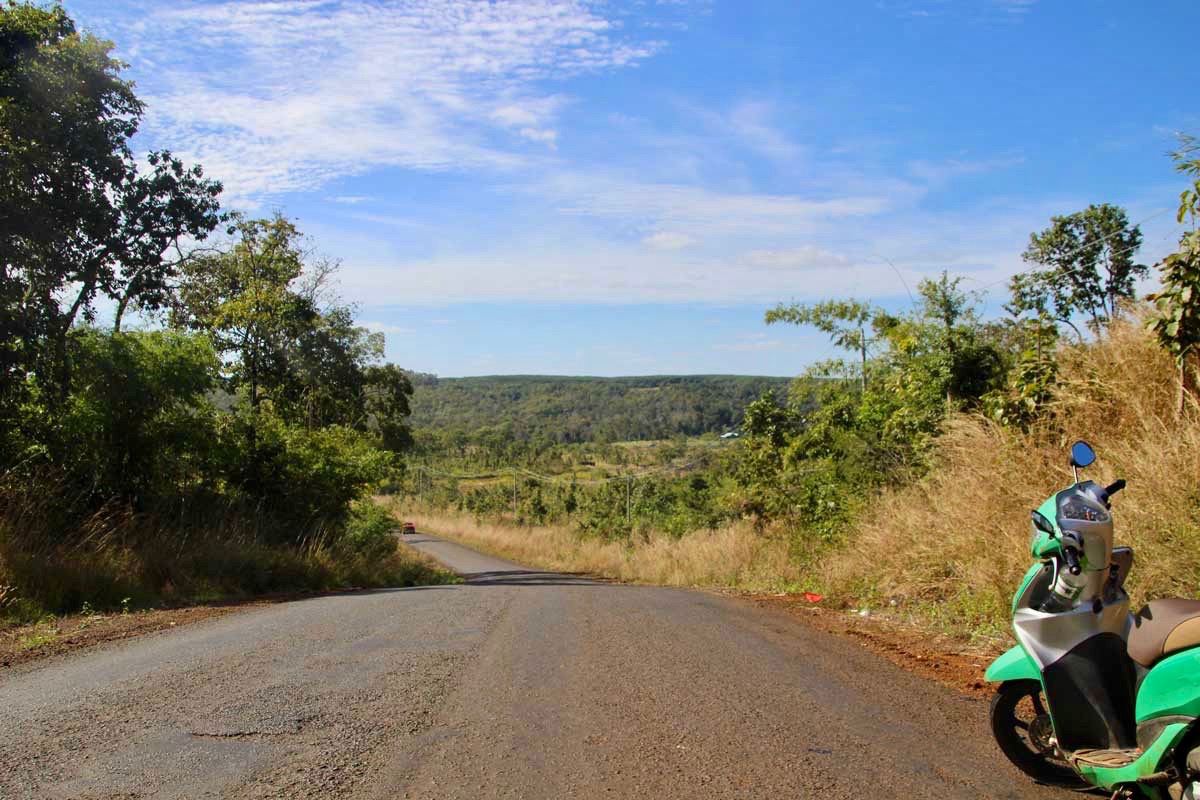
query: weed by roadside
0 500 458 633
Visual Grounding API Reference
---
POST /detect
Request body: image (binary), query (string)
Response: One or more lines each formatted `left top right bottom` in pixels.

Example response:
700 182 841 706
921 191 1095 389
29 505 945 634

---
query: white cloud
642 231 696 251
330 186 1164 307
999 0 1038 14
361 320 416 336
518 127 559 148
715 333 793 353
907 155 1026 185
724 101 804 163
330 195 372 205
744 246 850 270
679 98 804 164
121 1 665 204
534 172 892 237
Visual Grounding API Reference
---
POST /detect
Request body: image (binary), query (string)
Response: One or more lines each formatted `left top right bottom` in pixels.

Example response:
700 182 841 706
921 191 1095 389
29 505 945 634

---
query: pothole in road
189 684 320 738
190 721 311 738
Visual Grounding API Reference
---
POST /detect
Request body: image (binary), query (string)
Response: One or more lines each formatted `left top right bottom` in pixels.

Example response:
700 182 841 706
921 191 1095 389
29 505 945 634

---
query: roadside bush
339 500 400 562
10 330 220 516
215 408 394 539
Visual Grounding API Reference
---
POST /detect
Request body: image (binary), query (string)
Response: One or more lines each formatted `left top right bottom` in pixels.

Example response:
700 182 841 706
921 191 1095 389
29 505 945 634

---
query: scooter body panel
1013 585 1132 669
1012 563 1048 614
1137 648 1200 723
1076 721 1189 792
985 645 1040 683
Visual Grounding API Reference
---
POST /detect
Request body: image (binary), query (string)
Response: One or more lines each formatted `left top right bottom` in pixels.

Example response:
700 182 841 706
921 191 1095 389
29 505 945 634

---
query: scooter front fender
985 645 1040 683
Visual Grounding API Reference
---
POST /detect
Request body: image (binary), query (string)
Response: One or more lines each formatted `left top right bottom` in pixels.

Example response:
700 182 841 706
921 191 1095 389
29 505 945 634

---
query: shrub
339 500 400 562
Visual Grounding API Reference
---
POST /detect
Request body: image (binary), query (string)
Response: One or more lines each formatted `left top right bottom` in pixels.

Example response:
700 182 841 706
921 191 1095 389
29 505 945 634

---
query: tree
984 312 1059 428
741 390 793 449
363 364 415 452
174 214 314 411
287 304 383 429
174 214 414 448
765 299 876 391
0 3 222 409
914 271 1004 404
1014 204 1147 336
1148 134 1200 416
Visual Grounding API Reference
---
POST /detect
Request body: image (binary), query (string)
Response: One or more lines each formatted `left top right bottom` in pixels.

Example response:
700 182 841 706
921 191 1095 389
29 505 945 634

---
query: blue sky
69 0 1197 376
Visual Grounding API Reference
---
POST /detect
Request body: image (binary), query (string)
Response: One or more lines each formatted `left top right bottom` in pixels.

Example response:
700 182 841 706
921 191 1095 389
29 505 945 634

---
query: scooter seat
1128 598 1200 667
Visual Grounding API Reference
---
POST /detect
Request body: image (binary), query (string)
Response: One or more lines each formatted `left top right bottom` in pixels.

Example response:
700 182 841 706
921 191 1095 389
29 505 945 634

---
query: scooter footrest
1071 748 1142 769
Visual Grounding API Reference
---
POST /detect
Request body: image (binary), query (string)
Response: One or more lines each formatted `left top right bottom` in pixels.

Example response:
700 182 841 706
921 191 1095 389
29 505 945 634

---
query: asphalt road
0 533 1071 799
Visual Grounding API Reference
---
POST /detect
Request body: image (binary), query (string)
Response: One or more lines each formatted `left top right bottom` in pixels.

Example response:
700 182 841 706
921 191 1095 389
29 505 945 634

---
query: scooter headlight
1058 496 1110 523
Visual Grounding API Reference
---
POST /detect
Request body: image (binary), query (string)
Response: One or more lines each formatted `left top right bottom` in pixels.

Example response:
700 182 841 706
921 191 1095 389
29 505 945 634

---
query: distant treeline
407 374 795 443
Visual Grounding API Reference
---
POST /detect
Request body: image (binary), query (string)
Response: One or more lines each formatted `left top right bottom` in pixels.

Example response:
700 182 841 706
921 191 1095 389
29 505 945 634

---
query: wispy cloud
121 0 666 203
744 246 850 270
714 333 794 353
642 231 697 251
998 0 1038 15
906 155 1025 185
685 100 805 164
361 320 416 336
534 172 893 237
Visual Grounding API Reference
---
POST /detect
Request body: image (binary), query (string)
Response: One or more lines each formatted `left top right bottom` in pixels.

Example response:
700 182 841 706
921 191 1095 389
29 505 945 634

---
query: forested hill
407 374 793 443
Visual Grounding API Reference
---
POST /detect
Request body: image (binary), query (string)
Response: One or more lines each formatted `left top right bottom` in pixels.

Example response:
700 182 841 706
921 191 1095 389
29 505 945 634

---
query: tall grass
0 484 453 625
823 316 1200 637
385 501 810 593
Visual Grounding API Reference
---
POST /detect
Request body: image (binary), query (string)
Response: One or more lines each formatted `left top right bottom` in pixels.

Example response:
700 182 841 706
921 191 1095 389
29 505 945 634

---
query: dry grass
381 500 808 593
823 316 1200 638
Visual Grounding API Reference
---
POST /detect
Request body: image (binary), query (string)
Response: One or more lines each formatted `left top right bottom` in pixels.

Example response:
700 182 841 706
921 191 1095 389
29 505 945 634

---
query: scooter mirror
1031 510 1056 535
1069 440 1095 468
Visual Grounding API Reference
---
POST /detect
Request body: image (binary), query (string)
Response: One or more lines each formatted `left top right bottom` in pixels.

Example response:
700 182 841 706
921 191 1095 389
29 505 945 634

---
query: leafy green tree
741 390 794 449
1014 204 1147 336
364 364 415 452
909 272 1001 403
287 304 382 428
54 329 219 507
175 214 414 449
984 313 1059 428
0 3 221 410
766 299 876 390
1148 134 1200 415
174 214 314 411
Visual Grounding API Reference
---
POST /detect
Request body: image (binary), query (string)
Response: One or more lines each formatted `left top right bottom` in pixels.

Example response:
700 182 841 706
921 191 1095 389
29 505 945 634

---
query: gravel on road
0 533 1069 799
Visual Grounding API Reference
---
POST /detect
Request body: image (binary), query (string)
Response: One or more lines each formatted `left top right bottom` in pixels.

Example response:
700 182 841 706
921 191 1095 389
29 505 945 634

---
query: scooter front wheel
989 680 1083 788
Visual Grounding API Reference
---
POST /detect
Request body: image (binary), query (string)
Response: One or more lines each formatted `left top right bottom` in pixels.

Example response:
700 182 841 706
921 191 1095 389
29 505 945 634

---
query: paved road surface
0 533 1070 799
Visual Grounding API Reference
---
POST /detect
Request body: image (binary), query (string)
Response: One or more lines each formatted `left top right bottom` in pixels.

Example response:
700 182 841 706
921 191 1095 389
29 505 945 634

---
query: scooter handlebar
1062 546 1083 576
1105 479 1126 497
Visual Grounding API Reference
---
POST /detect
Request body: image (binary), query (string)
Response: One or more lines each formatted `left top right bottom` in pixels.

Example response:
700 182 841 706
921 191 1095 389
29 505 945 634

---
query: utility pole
512 469 518 515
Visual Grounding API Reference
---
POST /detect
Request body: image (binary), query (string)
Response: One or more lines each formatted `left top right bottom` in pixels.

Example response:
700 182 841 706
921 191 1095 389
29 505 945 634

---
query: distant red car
402 521 416 535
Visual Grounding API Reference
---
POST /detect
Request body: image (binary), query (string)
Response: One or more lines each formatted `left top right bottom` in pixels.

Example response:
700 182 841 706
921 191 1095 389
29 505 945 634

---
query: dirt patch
0 588 400 670
741 593 1007 699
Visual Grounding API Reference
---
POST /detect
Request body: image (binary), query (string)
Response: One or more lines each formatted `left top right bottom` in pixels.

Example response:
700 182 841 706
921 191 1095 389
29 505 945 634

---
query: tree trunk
113 291 131 334
859 323 867 393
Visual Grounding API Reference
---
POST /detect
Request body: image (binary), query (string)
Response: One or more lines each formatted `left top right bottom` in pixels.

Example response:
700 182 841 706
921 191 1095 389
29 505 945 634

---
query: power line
972 206 1175 294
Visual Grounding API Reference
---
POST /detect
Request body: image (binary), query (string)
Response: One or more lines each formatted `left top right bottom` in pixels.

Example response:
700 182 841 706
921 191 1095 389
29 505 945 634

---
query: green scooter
987 441 1200 798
